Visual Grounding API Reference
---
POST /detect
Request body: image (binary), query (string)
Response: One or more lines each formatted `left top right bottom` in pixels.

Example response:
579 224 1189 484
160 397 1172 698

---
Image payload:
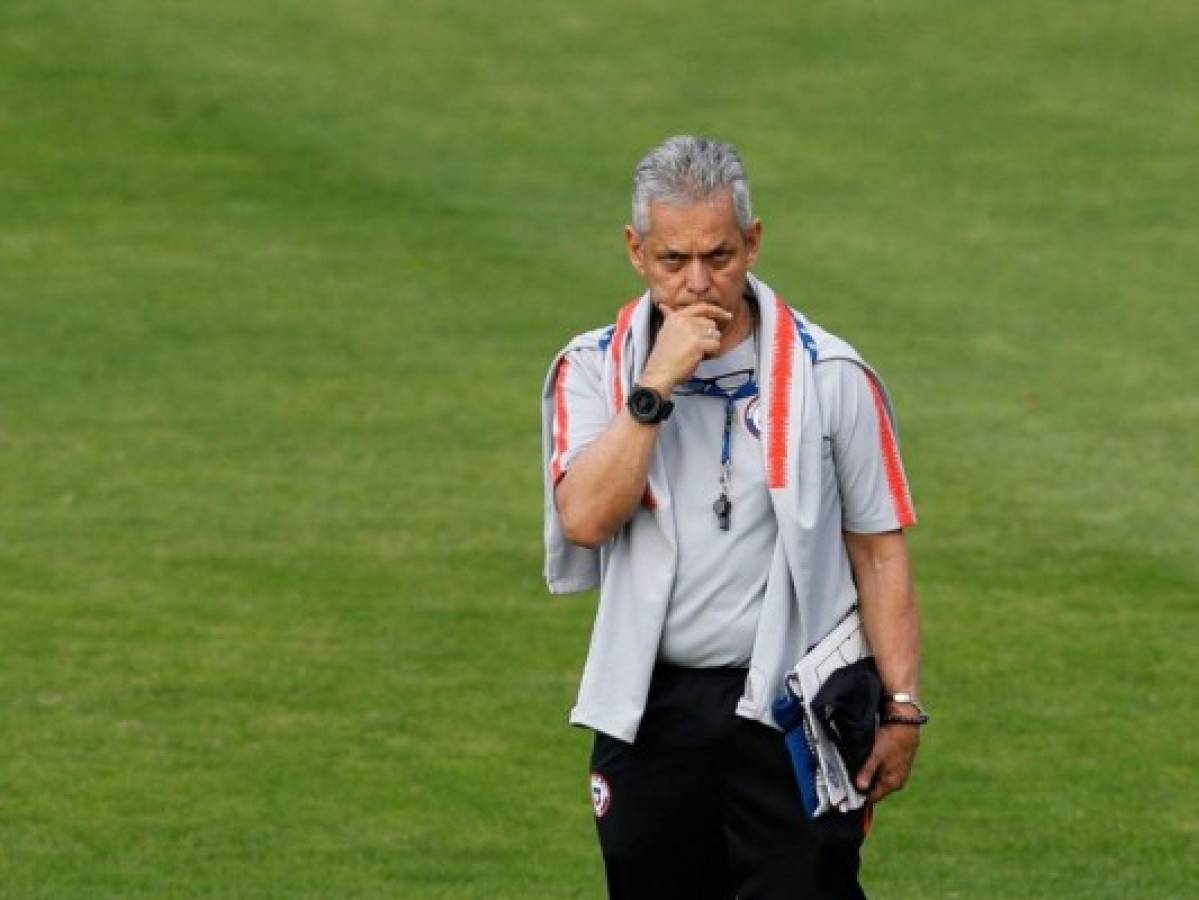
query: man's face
625 190 762 317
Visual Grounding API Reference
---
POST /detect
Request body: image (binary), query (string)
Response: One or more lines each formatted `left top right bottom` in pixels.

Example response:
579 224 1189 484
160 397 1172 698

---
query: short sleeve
548 345 612 484
823 360 917 533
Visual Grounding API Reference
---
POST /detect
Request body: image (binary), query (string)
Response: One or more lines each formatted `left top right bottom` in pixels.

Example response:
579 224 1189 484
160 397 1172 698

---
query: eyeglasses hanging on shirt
673 368 758 531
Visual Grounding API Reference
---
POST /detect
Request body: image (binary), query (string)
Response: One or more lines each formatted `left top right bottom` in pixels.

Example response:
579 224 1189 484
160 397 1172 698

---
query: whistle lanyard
674 372 758 530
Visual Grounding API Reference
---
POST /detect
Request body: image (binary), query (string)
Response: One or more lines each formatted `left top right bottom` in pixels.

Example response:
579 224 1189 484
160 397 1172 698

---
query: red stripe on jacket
865 375 917 527
550 355 571 484
767 298 797 489
609 299 639 413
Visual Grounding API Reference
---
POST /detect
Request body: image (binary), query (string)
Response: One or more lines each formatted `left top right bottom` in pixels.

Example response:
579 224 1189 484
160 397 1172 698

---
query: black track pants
589 665 868 900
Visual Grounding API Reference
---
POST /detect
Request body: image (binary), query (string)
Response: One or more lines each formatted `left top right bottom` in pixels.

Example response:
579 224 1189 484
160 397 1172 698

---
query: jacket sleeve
821 359 917 533
547 343 611 485
541 336 610 594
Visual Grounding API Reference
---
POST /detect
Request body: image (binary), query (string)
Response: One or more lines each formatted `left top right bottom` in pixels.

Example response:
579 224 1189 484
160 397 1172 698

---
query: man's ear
625 225 647 278
743 219 763 268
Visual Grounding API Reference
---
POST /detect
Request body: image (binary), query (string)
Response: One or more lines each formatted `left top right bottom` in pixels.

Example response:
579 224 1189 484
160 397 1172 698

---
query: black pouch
811 656 882 777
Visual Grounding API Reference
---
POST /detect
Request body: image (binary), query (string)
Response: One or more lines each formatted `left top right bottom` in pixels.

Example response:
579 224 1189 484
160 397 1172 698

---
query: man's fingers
869 771 906 804
668 302 733 321
855 755 880 793
861 755 896 802
660 306 725 346
860 743 913 803
855 723 919 802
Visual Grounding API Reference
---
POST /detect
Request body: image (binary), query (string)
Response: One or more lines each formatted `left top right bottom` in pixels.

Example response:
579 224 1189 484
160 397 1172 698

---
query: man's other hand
854 723 920 803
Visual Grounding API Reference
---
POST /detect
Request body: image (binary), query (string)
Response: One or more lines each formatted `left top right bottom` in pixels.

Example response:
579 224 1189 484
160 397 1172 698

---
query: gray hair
631 135 753 236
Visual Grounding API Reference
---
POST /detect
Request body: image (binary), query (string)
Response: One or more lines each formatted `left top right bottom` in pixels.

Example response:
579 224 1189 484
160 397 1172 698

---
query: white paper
787 608 873 816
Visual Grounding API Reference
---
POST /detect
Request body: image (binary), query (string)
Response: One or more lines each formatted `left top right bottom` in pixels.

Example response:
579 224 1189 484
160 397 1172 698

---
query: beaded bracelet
881 712 930 726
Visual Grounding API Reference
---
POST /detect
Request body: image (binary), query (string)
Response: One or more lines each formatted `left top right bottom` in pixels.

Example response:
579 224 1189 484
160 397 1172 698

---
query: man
541 135 924 899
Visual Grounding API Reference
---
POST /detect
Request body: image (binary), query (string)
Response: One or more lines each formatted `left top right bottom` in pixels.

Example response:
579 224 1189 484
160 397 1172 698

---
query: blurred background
1 1 1195 897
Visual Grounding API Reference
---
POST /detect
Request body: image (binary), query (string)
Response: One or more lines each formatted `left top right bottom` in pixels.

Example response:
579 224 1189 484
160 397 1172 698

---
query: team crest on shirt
590 772 611 818
744 396 762 439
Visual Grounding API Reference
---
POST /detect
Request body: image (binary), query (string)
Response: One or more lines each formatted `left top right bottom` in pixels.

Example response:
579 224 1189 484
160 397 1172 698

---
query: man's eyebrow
656 242 733 259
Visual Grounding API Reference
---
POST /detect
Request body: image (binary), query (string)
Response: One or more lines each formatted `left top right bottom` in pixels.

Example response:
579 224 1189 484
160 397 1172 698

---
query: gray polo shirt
658 335 774 666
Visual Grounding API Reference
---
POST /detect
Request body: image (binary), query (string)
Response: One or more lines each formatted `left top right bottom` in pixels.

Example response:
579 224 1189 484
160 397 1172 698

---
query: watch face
631 389 658 418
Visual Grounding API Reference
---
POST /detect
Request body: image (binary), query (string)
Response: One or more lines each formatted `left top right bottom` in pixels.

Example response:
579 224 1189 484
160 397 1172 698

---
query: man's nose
684 259 711 295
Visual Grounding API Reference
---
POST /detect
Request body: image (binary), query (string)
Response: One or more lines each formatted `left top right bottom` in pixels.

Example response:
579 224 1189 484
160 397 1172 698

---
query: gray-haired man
542 136 924 899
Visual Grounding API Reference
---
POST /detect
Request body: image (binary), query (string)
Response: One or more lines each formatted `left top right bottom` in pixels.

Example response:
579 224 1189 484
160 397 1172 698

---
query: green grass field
2 1 1196 897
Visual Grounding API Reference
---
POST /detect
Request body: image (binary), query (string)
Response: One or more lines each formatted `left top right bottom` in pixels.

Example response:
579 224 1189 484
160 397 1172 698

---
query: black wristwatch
627 384 674 424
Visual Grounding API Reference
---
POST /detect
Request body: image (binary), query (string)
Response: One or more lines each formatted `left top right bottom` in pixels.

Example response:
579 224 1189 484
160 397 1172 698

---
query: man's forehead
644 192 740 240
